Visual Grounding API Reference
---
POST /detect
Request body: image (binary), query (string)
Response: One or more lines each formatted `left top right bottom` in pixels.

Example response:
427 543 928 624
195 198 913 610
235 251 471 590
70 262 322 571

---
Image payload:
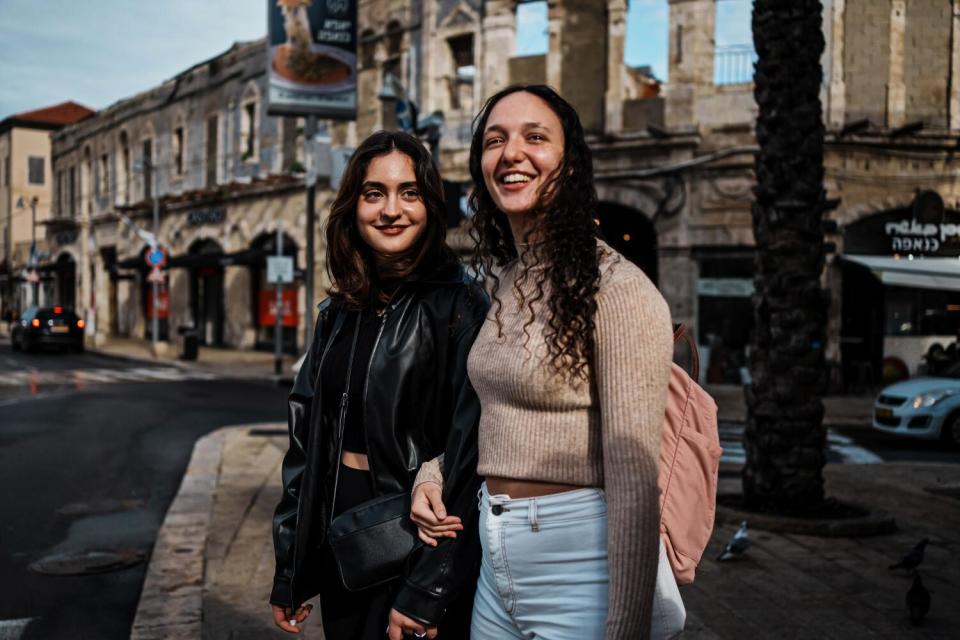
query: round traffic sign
146 248 167 268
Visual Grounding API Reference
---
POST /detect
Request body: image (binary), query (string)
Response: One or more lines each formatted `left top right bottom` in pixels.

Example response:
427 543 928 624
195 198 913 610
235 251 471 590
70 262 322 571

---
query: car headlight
912 389 956 409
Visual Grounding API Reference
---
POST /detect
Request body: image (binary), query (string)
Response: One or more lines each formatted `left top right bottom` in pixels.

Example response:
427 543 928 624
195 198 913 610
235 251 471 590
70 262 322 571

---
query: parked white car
873 361 960 446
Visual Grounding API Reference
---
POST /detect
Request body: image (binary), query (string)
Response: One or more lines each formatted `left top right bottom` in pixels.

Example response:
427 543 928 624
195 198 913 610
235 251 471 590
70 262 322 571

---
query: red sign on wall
259 288 298 327
146 289 170 320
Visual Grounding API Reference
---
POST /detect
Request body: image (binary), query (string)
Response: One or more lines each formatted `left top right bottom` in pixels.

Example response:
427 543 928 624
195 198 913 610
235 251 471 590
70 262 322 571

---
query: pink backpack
658 324 722 584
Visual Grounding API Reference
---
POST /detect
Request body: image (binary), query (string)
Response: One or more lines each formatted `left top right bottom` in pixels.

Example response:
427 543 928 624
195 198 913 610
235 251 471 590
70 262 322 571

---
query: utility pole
274 221 284 375
304 115 317 347
151 164 159 353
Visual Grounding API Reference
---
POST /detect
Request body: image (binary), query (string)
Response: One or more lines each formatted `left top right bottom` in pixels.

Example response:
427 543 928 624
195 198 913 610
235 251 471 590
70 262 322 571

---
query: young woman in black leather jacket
269 130 487 639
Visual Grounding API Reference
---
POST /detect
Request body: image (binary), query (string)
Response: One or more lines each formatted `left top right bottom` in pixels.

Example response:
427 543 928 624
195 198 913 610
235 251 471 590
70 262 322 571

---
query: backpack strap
672 323 700 382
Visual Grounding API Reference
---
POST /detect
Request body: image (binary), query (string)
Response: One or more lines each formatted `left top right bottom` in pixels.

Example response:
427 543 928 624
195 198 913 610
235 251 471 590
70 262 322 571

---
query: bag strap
673 323 700 382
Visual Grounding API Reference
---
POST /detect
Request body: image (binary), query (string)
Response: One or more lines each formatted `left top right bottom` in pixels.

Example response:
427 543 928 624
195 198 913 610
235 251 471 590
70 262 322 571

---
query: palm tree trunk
743 0 830 513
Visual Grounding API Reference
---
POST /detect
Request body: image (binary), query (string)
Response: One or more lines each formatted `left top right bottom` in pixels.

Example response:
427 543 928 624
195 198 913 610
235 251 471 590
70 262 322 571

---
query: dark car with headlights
11 306 85 353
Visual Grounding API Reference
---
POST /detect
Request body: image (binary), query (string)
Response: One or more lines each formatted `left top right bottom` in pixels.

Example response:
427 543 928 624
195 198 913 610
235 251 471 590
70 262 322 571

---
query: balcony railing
714 45 757 85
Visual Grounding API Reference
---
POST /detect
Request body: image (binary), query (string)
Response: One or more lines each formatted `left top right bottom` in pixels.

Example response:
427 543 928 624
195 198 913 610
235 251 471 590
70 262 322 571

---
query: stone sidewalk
131 426 960 639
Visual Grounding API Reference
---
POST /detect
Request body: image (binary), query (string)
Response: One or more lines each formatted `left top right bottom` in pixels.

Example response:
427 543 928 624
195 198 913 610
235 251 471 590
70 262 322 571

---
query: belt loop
529 497 539 532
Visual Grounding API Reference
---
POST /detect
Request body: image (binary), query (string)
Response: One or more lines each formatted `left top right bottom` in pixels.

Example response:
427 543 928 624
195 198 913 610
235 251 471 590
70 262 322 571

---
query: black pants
320 464 472 640
320 464 393 640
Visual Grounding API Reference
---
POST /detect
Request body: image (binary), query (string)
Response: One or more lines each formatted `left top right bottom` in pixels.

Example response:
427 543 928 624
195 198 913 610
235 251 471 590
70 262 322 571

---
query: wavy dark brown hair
326 130 454 308
469 84 601 381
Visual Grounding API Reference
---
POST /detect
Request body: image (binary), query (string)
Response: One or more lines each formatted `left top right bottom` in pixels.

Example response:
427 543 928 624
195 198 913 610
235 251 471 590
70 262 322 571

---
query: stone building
48 0 960 388
49 40 330 353
0 101 94 321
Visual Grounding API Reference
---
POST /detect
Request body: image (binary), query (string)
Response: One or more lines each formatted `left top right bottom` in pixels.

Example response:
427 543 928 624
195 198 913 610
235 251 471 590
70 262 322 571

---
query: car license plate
51 326 69 334
876 407 893 419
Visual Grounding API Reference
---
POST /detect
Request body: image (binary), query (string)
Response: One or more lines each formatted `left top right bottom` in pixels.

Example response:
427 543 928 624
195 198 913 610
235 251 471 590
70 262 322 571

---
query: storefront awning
166 248 268 269
843 255 960 292
114 249 277 271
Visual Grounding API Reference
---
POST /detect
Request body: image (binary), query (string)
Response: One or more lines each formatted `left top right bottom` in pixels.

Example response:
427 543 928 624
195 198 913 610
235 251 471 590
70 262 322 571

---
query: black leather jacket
271 261 488 626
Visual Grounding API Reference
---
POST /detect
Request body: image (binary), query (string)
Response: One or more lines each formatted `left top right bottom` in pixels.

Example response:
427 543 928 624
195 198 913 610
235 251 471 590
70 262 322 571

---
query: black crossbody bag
326 313 418 592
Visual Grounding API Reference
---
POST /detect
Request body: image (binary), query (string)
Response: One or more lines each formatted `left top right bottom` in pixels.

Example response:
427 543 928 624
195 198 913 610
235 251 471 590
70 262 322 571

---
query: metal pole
30 198 37 306
304 116 317 347
152 166 159 353
274 221 284 375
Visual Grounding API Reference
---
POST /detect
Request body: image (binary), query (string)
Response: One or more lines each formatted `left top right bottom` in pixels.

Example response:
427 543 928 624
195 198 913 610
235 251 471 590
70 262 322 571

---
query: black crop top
320 307 384 454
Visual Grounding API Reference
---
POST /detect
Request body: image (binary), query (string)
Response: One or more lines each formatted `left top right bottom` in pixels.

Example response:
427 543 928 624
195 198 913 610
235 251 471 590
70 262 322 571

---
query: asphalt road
0 340 288 640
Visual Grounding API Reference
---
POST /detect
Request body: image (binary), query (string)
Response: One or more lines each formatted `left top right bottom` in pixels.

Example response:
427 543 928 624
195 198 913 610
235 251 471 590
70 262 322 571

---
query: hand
387 608 437 640
410 481 462 547
271 603 312 634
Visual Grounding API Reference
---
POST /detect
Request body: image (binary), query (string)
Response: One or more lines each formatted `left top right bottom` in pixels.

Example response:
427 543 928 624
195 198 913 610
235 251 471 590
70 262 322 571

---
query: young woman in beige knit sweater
409 85 675 640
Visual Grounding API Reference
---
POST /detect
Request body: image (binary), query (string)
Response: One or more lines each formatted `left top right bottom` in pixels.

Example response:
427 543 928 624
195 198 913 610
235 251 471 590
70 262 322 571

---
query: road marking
0 618 34 640
719 424 882 465
0 366 220 387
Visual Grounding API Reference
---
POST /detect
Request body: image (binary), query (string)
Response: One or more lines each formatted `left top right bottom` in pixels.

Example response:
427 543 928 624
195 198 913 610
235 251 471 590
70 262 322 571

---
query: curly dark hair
469 84 600 381
326 130 454 308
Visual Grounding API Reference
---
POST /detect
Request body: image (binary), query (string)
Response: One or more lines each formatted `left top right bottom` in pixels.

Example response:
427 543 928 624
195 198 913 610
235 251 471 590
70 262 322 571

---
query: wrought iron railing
714 45 757 85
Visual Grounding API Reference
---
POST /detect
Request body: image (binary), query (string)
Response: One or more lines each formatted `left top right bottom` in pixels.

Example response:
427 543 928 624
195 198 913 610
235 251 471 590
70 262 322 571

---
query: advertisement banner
259 288 299 327
267 0 357 120
146 289 170 320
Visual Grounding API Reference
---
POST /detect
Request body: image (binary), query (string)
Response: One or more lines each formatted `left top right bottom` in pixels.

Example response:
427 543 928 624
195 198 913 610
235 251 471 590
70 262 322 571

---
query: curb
129 427 234 639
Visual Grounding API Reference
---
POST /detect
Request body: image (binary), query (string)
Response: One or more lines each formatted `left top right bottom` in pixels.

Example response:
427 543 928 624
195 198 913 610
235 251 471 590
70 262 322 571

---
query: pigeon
906 574 930 625
717 521 749 561
888 538 930 571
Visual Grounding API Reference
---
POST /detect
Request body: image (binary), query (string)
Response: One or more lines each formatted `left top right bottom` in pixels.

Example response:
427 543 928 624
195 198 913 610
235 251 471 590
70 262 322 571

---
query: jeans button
491 504 503 516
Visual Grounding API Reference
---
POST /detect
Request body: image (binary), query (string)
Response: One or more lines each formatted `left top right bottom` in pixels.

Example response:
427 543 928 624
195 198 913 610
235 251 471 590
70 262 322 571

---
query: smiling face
480 91 566 235
355 150 428 257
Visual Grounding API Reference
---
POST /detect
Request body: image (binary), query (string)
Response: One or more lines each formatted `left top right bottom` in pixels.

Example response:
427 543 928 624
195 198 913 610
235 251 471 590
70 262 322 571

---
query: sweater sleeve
593 276 673 640
412 454 445 491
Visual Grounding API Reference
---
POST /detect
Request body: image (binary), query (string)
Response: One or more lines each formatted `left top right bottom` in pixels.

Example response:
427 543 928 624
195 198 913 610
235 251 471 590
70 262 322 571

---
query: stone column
480 0 516 103
886 0 907 128
78 218 91 346
545 1 564 90
827 0 846 128
951 0 960 130
605 0 628 134
665 0 716 131
545 0 607 133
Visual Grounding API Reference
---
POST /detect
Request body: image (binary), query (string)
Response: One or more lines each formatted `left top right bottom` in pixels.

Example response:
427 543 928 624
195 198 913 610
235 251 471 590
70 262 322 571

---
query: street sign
267 256 294 284
146 266 165 284
146 247 167 268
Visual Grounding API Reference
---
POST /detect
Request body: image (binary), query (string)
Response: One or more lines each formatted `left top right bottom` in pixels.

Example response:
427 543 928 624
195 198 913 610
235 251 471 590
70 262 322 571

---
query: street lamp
15 195 40 306
133 158 161 354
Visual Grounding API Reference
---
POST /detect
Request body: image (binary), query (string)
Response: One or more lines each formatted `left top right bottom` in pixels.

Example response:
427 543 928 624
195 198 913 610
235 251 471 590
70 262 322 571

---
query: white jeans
471 483 685 639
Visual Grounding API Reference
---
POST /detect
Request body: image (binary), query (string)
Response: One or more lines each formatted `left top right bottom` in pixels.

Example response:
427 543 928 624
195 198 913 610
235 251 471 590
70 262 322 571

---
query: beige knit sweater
415 242 673 639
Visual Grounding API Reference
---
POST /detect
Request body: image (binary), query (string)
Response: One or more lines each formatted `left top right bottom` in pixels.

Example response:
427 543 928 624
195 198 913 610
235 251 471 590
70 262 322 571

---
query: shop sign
54 230 78 246
187 207 226 226
844 207 960 257
259 288 299 327
266 0 358 120
146 289 170 320
884 220 960 254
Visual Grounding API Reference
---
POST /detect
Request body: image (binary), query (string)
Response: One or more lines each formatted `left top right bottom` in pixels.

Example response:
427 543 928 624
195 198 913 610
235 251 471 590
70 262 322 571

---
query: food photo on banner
267 0 357 119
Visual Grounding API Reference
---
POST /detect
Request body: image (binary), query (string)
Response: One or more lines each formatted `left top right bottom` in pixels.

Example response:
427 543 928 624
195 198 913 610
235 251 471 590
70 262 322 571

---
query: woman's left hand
387 608 437 639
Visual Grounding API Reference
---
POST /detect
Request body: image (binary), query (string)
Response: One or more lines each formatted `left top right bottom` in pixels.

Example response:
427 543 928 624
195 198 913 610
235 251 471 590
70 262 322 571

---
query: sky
0 0 754 119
